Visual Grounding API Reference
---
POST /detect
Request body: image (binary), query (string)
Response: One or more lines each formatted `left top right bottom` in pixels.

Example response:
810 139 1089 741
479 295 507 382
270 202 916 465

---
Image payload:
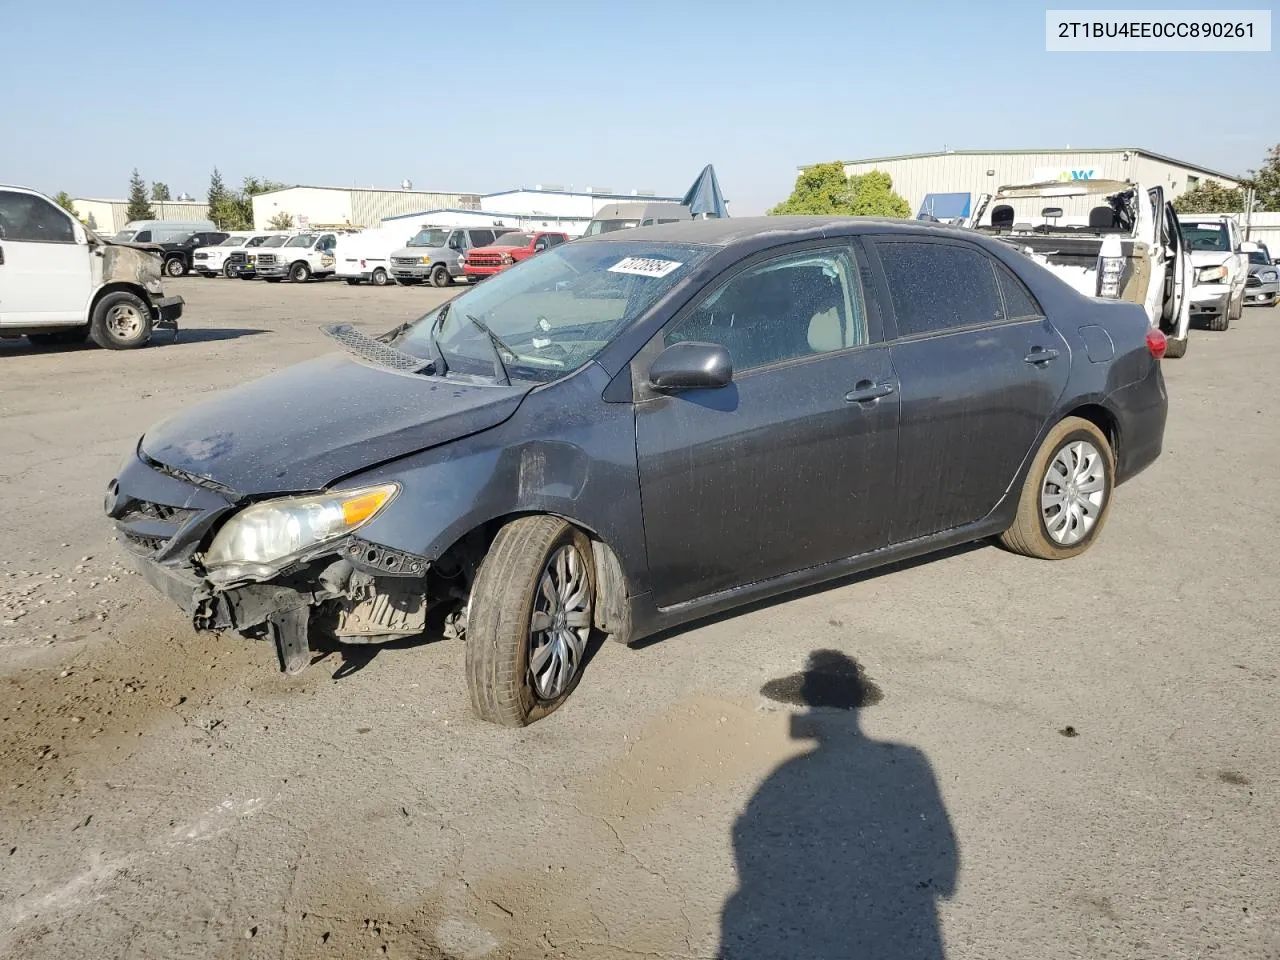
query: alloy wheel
527 544 591 700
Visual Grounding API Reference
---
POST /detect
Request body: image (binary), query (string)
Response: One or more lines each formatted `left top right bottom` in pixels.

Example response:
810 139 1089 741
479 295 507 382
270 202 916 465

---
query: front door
635 243 900 609
871 237 1070 543
0 189 91 326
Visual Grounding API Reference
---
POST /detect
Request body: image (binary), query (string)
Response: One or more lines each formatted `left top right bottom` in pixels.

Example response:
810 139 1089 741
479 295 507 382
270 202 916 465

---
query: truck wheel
90 292 154 350
28 328 90 346
164 257 186 278
371 267 389 286
1208 309 1230 332
223 262 238 278
999 416 1114 561
290 262 312 282
465 516 595 727
1164 333 1189 358
430 264 452 287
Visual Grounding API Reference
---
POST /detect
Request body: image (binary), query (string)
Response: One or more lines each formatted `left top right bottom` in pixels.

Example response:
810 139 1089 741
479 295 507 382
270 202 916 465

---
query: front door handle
845 380 896 403
1025 347 1060 365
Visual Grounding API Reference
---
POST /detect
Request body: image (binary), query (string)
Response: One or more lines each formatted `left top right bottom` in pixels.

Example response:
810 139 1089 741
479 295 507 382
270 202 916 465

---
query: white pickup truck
1176 215 1249 331
254 232 339 282
967 180 1192 357
192 232 283 278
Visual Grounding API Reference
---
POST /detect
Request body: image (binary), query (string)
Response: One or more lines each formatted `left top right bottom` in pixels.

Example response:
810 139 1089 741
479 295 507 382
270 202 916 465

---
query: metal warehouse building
251 185 482 231
832 148 1244 220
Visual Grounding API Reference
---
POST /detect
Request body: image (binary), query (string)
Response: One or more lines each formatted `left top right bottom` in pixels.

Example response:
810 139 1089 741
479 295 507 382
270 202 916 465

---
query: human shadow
720 650 958 960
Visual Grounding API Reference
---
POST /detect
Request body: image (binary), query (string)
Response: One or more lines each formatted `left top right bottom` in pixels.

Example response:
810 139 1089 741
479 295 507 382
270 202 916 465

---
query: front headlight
1262 271 1278 282
1197 264 1228 283
203 483 398 577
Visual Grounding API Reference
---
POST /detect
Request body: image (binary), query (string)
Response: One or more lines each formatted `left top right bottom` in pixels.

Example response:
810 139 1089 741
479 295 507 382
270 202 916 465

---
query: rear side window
994 262 1042 319
0 191 76 243
876 241 1004 335
470 229 495 247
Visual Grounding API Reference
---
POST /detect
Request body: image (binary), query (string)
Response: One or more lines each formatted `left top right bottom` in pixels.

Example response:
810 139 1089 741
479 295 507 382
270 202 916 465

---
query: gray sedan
106 217 1169 726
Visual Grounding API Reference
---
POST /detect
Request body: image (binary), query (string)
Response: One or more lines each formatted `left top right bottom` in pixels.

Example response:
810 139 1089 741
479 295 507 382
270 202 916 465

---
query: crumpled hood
1188 250 1234 268
141 352 530 495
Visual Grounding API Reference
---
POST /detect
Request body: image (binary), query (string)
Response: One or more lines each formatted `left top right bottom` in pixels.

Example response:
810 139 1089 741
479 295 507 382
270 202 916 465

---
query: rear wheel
430 263 452 288
290 261 312 282
1000 416 1114 560
90 292 153 350
465 516 595 727
371 267 389 286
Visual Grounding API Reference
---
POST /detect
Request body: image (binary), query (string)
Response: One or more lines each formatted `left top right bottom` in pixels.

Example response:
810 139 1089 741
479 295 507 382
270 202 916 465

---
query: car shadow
720 649 958 958
632 539 992 650
0 328 267 353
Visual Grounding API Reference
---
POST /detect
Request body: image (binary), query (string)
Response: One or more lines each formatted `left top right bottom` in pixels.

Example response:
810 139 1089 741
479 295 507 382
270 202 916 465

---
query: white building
251 185 482 231
826 148 1244 219
70 198 211 234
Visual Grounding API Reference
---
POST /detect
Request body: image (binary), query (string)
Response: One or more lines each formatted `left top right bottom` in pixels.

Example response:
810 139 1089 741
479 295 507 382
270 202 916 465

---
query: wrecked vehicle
1177 215 1250 329
0 184 183 348
107 217 1168 726
968 180 1192 357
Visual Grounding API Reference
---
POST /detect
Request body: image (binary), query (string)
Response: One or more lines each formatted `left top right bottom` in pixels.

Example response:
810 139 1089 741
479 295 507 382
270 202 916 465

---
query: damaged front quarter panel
100 242 166 297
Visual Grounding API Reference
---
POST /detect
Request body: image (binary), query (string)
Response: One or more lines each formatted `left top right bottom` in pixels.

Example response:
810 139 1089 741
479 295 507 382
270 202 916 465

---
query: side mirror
648 341 733 391
1240 241 1259 253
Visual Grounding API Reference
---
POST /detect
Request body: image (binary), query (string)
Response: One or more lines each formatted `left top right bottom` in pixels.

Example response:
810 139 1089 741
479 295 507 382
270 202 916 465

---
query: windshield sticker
608 256 683 278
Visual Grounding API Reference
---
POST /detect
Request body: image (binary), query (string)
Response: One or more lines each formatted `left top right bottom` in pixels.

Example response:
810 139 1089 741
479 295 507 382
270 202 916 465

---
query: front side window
876 241 1005 336
394 240 712 383
134 230 152 242
664 247 867 373
0 191 76 243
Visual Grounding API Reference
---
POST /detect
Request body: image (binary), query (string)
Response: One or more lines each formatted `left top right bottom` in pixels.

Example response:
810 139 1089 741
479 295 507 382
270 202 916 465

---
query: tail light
1145 329 1167 359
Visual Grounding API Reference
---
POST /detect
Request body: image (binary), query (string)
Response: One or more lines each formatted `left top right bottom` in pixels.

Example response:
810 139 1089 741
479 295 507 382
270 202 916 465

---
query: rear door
869 237 1070 544
635 241 901 608
0 189 91 326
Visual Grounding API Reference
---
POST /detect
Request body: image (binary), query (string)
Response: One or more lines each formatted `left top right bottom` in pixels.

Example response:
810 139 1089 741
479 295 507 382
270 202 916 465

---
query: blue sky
2 0 1275 213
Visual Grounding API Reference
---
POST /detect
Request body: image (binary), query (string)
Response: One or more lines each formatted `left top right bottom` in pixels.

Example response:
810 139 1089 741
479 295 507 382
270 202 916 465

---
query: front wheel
429 263 452 288
90 292 153 350
223 262 238 278
290 262 312 282
999 416 1114 560
1164 332 1189 358
164 257 186 278
465 516 595 727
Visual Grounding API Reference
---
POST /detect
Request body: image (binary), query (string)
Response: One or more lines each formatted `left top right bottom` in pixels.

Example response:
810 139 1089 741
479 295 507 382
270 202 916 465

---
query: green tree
1173 179 1245 214
150 182 171 201
53 191 79 216
1245 144 1280 212
208 168 230 225
769 163 910 218
125 168 155 221
267 211 295 230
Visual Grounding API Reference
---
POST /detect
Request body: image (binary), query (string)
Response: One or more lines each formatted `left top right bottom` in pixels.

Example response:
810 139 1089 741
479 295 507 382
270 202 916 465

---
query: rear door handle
1024 347 1060 365
845 380 896 403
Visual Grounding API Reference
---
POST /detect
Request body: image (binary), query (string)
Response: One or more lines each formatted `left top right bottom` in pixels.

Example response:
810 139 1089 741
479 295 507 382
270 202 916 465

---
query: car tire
1164 333 1189 358
90 291 153 350
999 416 1114 561
290 262 312 282
28 327 90 346
223 262 238 278
1208 309 1229 332
371 267 389 286
164 257 186 278
430 264 452 288
465 515 595 727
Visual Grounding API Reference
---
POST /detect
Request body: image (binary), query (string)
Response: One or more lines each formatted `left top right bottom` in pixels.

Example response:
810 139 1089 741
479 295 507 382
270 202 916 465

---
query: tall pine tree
207 167 229 226
125 168 155 221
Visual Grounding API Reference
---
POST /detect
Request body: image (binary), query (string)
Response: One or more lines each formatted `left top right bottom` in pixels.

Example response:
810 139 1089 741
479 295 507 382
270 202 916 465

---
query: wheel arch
1062 401 1121 464
89 282 154 320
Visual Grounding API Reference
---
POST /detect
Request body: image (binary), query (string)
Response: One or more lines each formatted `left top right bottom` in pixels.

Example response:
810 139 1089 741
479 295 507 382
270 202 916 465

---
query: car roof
575 215 974 247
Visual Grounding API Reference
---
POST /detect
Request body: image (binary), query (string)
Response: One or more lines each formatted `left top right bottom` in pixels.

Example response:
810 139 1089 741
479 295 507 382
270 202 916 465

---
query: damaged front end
105 448 447 675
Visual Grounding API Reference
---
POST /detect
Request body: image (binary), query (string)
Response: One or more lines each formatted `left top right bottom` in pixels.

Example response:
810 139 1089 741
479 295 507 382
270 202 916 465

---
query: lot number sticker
608 257 684 278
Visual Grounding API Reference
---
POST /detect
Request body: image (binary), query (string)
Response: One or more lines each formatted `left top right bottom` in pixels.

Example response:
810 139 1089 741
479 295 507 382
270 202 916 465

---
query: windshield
1182 223 1230 252
219 236 244 247
583 219 641 237
1248 251 1270 265
394 241 711 383
261 235 289 247
489 232 532 247
286 234 316 248
113 230 137 242
408 228 451 248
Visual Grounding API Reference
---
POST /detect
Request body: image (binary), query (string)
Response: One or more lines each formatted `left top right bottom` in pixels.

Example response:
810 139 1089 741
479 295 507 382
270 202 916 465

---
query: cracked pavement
1 279 1278 958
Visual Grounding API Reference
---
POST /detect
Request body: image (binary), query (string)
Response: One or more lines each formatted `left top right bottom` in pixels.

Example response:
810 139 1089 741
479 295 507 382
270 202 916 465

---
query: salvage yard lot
2 278 1278 959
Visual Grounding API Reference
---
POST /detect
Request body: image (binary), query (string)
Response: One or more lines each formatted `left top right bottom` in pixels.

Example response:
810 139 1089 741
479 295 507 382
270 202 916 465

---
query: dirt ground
2 277 1278 959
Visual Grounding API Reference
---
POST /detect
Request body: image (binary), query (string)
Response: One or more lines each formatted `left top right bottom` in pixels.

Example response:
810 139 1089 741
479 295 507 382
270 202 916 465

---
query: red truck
463 230 569 281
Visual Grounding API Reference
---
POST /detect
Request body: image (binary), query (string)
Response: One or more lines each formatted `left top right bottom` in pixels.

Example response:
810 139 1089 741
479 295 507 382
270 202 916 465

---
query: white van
335 223 432 286
0 185 183 348
112 219 216 243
